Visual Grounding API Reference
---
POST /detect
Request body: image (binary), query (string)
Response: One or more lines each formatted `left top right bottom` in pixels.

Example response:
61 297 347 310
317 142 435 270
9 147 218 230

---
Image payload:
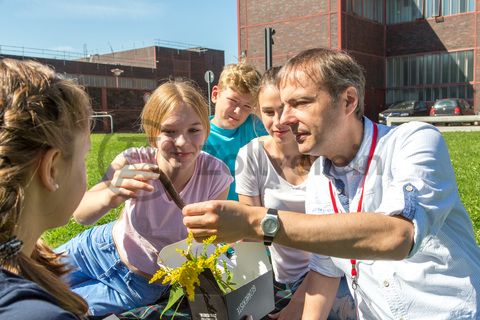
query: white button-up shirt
306 118 480 319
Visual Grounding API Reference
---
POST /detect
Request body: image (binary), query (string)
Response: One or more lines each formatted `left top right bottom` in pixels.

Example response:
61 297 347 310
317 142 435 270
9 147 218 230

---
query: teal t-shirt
203 114 268 200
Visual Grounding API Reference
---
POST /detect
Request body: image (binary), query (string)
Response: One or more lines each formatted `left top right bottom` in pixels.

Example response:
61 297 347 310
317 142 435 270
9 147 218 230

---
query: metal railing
92 112 113 133
0 44 154 67
153 39 208 52
386 115 480 131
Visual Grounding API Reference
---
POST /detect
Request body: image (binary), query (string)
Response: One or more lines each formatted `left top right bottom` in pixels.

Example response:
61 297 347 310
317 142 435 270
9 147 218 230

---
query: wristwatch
260 208 279 246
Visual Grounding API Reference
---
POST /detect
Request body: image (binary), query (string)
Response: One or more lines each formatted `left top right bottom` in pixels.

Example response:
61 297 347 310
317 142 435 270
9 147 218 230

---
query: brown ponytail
0 59 91 317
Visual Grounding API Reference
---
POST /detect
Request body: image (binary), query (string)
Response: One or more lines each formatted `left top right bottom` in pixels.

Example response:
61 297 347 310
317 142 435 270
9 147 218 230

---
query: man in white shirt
183 48 480 319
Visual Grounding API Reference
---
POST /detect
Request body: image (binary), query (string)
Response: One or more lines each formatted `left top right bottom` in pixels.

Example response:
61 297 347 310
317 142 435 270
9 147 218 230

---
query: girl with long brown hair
0 59 91 319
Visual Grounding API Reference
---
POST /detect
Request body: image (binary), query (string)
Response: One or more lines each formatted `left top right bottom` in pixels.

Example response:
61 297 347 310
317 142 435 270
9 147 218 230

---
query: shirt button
383 280 390 287
405 185 414 192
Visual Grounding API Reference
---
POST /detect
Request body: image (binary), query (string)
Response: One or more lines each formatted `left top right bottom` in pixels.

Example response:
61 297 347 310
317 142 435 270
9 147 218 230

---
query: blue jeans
329 277 357 320
276 274 356 320
56 222 168 316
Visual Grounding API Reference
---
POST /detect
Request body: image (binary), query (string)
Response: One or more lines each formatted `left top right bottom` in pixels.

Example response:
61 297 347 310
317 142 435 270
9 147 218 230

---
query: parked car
378 100 429 124
429 98 475 116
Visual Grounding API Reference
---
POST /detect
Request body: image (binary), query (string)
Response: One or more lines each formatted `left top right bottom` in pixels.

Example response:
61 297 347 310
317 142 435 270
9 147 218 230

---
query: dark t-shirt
0 269 78 320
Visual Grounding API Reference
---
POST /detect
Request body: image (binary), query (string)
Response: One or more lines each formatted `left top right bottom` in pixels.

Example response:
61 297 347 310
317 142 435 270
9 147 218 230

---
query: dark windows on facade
66 74 157 90
386 0 475 24
386 50 473 104
346 0 384 23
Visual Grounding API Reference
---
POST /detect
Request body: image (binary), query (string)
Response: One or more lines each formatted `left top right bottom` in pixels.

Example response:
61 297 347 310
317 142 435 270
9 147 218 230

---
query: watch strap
264 235 274 246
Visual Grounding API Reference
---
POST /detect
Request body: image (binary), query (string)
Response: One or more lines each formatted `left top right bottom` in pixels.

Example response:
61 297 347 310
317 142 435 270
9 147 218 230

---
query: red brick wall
344 15 384 57
239 0 338 71
343 14 386 119
238 0 385 119
387 14 475 56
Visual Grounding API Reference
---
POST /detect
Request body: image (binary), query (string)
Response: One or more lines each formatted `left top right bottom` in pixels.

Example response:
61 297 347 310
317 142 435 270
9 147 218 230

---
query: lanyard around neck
328 122 378 285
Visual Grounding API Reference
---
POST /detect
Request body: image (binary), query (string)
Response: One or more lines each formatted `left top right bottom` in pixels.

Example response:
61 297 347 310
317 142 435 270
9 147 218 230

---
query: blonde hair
141 81 210 147
0 59 91 317
278 48 366 119
217 63 261 97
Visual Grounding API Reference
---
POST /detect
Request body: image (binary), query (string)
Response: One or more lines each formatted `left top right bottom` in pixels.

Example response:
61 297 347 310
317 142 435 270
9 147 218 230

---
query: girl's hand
103 163 160 208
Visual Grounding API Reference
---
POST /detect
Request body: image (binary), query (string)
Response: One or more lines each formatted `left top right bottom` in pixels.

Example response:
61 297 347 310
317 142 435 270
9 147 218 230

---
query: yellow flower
149 266 169 284
149 231 235 304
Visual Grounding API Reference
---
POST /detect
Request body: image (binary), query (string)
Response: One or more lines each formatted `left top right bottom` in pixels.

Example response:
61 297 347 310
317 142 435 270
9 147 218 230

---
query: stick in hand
152 167 185 209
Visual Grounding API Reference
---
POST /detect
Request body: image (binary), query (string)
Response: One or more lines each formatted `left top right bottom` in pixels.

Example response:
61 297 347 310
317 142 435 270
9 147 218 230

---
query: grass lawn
42 131 480 248
43 133 148 247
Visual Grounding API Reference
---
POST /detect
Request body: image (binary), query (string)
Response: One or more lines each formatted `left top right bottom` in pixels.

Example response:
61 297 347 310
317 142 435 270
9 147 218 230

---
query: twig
152 167 186 209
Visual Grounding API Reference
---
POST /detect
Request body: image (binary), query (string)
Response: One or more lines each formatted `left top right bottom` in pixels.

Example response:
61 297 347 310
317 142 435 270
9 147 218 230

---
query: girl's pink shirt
112 147 233 275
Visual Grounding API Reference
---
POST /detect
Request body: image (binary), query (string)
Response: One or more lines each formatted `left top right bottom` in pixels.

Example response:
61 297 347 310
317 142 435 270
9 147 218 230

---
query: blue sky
0 0 238 64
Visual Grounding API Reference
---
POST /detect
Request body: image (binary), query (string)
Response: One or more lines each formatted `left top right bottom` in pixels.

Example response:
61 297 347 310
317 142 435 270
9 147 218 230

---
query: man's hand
182 200 262 243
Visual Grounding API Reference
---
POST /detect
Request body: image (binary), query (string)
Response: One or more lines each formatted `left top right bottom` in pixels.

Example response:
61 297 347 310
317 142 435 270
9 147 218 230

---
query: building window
66 73 157 90
387 0 475 24
346 0 384 23
386 50 474 104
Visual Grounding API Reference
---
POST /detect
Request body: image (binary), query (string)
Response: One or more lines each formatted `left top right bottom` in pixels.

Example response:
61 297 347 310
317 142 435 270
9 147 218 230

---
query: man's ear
38 148 62 192
211 85 220 104
343 86 359 117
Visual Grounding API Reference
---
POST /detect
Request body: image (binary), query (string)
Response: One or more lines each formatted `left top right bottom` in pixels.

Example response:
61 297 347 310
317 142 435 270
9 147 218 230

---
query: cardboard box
158 241 275 320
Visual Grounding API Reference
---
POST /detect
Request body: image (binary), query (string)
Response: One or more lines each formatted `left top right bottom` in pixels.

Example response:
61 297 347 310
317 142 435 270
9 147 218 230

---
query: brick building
238 0 478 120
1 45 224 132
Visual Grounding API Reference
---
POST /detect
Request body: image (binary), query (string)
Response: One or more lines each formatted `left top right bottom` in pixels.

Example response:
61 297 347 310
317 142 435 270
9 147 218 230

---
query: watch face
262 216 279 235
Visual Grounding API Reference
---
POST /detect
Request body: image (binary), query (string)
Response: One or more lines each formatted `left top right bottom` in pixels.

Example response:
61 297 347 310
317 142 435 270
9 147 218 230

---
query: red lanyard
328 122 378 285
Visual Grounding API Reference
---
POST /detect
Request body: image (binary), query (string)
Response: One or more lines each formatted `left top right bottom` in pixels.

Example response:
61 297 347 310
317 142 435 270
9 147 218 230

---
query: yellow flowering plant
149 232 235 316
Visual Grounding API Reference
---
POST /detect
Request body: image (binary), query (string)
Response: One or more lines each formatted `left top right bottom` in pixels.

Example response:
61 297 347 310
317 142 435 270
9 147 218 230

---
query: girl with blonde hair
58 80 232 316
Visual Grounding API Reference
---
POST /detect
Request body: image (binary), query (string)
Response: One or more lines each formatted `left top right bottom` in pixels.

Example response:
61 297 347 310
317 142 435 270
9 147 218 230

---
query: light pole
110 68 124 88
204 70 215 115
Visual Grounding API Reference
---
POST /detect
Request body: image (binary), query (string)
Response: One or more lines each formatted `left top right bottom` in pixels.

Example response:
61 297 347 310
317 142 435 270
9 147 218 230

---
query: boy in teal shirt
203 63 267 200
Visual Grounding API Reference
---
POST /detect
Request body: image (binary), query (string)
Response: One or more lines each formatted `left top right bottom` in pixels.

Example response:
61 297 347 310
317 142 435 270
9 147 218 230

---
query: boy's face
211 86 253 129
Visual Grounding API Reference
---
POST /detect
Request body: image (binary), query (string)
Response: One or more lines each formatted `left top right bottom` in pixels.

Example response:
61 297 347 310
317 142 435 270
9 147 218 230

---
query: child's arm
73 153 159 225
269 270 339 320
300 271 340 320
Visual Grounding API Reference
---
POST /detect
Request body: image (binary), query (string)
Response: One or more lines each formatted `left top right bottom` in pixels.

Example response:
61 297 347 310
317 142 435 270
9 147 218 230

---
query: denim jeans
276 273 356 320
56 222 168 316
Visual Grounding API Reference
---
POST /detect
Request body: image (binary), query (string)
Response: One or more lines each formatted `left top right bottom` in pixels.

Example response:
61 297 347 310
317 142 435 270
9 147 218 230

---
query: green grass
42 133 148 248
42 132 480 248
443 132 480 243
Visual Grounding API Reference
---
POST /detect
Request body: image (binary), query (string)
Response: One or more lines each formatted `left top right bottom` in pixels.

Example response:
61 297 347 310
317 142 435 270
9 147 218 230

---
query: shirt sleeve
309 254 345 278
376 123 459 257
235 142 260 196
2 299 79 320
122 146 156 165
0 279 79 320
205 154 234 200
